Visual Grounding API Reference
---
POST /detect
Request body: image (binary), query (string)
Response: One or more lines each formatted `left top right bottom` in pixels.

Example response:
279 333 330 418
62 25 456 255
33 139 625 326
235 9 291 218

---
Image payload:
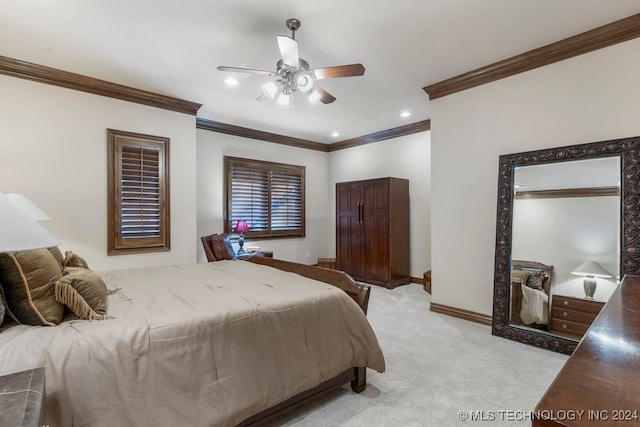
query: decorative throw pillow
0 249 64 326
211 234 236 261
511 270 530 285
526 272 545 290
48 246 65 272
55 268 109 320
63 251 89 269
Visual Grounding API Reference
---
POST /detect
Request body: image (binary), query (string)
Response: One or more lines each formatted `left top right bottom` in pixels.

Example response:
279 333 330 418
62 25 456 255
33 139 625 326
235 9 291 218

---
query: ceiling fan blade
216 66 275 76
312 84 336 104
312 64 365 79
276 35 299 68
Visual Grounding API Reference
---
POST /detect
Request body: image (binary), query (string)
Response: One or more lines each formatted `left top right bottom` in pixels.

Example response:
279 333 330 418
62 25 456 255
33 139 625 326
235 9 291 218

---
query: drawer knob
563 311 568 317
562 324 567 329
563 301 569 306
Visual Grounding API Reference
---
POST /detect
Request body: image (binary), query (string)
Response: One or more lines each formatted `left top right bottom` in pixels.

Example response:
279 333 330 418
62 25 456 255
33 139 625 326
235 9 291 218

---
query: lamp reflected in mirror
571 260 612 300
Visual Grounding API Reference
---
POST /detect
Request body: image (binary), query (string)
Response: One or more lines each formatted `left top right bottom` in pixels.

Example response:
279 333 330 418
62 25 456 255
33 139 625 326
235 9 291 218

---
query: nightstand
550 295 605 340
0 367 45 426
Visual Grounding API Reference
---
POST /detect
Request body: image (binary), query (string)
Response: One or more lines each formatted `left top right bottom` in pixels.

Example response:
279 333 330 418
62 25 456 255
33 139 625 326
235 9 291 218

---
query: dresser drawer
551 307 600 325
552 295 604 314
550 318 591 337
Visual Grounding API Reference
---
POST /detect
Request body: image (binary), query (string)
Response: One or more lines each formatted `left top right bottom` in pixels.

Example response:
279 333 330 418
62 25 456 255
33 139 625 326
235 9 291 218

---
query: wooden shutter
229 164 269 232
108 129 170 254
225 157 305 238
270 169 303 231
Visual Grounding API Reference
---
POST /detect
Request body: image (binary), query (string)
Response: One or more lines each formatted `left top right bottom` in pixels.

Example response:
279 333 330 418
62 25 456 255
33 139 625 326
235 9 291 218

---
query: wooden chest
550 294 604 340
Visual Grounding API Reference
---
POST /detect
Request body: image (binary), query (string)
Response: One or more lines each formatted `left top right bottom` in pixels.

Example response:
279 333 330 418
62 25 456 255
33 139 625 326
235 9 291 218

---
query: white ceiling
1 1 639 143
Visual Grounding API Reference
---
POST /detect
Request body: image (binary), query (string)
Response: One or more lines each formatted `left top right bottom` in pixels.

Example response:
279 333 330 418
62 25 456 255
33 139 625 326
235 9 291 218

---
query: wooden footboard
237 367 365 426
239 256 371 426
247 256 371 314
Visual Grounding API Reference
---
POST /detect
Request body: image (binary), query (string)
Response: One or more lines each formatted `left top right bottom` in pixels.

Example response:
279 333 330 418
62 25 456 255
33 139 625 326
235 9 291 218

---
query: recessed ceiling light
400 111 411 118
331 132 340 138
224 77 239 86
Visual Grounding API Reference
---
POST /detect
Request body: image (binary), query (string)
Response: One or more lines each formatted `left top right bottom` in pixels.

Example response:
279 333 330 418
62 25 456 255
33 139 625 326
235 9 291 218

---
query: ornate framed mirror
492 135 640 354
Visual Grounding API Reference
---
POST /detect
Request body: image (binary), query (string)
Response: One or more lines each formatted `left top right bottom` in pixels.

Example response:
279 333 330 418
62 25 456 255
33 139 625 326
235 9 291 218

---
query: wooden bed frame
235 256 372 426
510 260 553 326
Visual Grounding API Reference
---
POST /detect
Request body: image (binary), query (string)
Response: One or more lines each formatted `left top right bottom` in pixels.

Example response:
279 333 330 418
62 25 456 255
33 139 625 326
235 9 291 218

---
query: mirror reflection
509 157 620 341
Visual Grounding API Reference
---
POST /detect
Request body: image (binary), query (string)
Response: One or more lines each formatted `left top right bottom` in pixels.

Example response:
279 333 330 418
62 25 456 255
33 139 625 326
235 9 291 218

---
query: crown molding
196 118 329 152
328 120 431 152
0 55 201 115
197 118 430 152
424 13 640 100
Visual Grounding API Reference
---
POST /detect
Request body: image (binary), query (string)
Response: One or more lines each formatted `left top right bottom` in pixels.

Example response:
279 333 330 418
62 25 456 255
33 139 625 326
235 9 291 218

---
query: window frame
107 129 170 255
224 156 305 239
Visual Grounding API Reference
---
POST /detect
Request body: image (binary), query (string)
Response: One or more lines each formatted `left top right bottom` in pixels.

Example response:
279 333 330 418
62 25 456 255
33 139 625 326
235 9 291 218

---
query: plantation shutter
120 145 161 238
270 169 303 231
108 130 170 254
225 157 305 238
230 165 269 232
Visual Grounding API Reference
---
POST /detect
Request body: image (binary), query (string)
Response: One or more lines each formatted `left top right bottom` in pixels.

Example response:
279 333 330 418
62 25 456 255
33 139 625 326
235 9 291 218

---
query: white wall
0 75 197 270
196 129 330 264
512 196 619 302
430 38 640 315
328 131 431 279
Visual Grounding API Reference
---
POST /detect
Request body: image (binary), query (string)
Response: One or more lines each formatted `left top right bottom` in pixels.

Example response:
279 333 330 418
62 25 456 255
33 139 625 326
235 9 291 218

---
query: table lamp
571 260 612 300
4 193 52 221
0 193 60 252
233 220 250 254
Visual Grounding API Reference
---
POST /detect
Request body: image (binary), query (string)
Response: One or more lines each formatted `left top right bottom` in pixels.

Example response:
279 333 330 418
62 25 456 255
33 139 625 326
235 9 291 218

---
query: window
225 156 305 238
107 129 170 254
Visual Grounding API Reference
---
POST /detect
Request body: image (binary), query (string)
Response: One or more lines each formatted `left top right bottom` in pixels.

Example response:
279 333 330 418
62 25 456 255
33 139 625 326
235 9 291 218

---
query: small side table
550 295 605 340
0 367 45 426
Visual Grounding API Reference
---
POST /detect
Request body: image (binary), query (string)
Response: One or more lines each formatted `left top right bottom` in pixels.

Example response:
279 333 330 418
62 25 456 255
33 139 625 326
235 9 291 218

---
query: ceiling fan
217 18 365 106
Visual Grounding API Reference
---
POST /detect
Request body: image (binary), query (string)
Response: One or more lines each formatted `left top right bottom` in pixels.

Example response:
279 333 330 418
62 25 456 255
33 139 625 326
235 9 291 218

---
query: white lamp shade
4 193 51 221
571 260 612 278
0 193 61 252
261 82 279 99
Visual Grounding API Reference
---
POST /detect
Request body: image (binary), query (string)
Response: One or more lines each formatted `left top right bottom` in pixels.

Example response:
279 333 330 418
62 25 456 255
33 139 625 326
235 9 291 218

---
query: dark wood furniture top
533 275 640 426
549 295 604 340
0 367 45 427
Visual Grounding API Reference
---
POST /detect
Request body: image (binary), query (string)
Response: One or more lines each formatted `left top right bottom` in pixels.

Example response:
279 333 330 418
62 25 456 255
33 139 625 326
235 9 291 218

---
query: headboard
511 260 553 295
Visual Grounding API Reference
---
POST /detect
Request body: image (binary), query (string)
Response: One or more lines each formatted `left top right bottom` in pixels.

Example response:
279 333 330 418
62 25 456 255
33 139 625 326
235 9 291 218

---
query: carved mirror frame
492 135 640 354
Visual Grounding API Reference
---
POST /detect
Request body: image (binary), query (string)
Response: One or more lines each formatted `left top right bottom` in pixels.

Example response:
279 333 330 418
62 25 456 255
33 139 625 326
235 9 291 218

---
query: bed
510 260 553 327
0 253 385 426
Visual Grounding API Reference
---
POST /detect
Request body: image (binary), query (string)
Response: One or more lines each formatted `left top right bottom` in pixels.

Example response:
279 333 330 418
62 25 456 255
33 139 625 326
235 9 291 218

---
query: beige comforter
0 261 385 426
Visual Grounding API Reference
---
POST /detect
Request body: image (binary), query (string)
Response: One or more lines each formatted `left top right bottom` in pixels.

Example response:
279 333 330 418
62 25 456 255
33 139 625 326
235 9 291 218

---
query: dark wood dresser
549 295 605 340
533 275 640 426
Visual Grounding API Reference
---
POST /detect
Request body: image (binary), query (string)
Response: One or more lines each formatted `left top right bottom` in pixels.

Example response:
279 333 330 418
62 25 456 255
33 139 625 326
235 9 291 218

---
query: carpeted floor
266 283 568 426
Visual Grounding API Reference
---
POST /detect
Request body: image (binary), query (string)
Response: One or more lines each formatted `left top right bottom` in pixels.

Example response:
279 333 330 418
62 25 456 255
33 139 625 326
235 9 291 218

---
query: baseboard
430 302 492 326
410 276 422 284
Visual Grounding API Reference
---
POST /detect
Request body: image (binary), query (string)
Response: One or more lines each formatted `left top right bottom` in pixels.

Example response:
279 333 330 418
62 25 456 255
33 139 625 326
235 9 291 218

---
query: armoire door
336 182 364 277
361 179 389 282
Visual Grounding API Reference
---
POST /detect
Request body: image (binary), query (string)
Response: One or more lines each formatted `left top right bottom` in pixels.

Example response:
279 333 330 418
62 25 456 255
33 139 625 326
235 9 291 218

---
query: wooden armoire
336 177 410 288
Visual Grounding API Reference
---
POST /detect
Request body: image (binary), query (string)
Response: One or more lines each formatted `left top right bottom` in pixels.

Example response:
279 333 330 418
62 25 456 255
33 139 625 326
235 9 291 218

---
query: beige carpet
266 283 568 426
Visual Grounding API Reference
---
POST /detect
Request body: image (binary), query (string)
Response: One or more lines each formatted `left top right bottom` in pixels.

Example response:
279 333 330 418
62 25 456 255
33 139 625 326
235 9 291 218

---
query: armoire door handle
359 203 363 223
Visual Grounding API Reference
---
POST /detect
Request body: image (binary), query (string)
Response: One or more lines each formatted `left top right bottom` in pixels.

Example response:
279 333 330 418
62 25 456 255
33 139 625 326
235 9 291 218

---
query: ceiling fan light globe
297 74 314 93
308 90 322 105
277 92 291 106
262 81 279 99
